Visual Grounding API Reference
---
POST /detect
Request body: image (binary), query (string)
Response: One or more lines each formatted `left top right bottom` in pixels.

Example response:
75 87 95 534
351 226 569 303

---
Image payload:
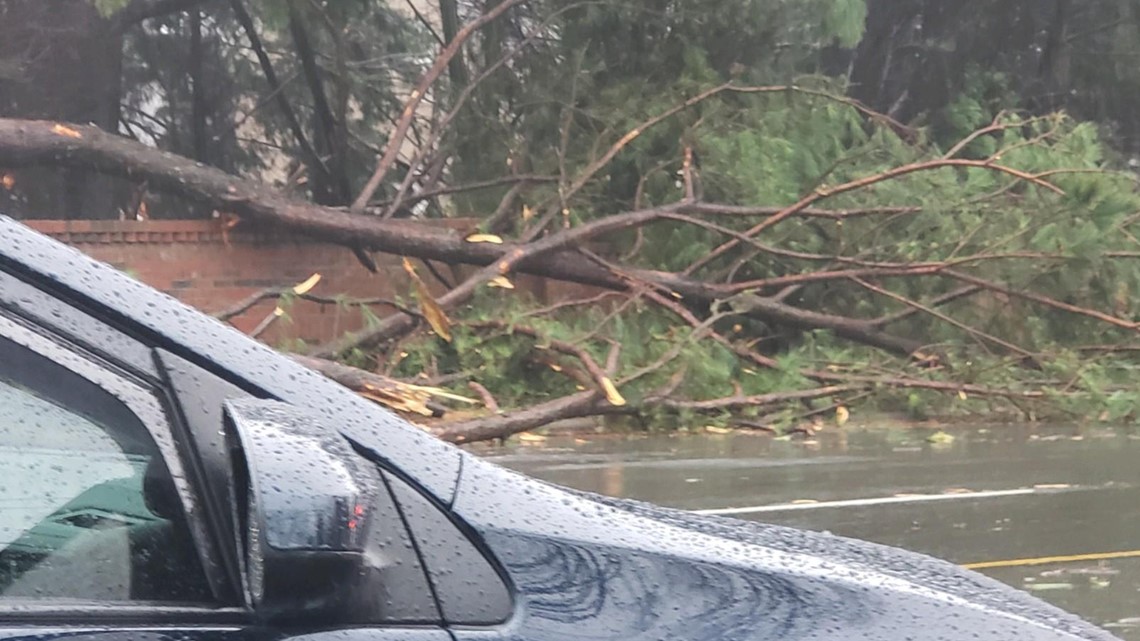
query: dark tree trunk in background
0 0 127 219
846 0 1140 152
189 7 209 164
440 0 486 212
288 0 351 205
438 0 469 95
1035 0 1072 110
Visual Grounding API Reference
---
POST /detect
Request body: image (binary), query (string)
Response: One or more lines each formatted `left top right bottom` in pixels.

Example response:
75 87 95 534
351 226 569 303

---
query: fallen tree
5 114 1135 442
0 118 949 360
5 118 1121 361
4 1 1140 443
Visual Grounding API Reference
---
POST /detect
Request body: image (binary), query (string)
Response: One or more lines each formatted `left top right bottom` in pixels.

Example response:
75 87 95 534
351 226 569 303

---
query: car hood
451 453 1117 641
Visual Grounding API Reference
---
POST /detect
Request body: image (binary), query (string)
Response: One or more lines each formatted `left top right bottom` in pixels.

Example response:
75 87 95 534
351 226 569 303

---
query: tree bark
438 0 470 94
288 0 350 204
434 391 614 443
291 354 449 417
188 8 208 164
0 1 126 219
229 0 328 189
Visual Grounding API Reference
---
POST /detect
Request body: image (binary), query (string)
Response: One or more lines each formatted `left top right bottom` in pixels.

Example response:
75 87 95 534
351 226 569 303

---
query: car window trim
0 268 160 384
0 310 239 615
154 349 252 603
0 603 249 624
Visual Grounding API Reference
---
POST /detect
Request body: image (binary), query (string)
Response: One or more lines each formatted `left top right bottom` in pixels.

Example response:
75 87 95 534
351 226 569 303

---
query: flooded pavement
478 424 1140 637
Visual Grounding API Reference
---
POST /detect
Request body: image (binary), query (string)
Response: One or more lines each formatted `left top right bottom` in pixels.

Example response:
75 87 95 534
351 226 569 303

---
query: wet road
477 424 1140 637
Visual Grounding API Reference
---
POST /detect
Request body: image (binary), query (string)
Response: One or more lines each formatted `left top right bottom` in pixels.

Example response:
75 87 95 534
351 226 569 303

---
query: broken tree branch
650 385 858 411
350 0 528 213
0 118 1112 365
213 287 416 321
851 277 1039 362
945 269 1139 331
434 391 612 443
466 319 616 399
686 158 1066 275
679 202 922 220
524 83 911 240
293 354 473 417
868 285 984 328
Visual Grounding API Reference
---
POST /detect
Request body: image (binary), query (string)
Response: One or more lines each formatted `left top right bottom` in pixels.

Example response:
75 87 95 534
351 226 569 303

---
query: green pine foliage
399 58 1140 426
80 0 1140 426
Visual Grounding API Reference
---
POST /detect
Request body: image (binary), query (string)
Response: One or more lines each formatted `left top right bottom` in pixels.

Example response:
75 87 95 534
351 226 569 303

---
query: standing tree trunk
438 0 470 95
189 7 208 164
0 0 126 219
289 0 351 205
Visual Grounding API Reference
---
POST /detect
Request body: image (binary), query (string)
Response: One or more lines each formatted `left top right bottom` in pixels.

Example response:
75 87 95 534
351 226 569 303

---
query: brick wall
22 219 606 348
23 219 453 347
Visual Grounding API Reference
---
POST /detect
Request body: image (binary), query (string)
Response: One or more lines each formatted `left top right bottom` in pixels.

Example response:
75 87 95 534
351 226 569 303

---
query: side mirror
223 398 384 623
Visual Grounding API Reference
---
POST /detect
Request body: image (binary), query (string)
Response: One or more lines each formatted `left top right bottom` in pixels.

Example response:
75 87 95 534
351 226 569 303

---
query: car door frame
0 216 463 505
0 303 243 622
0 262 456 641
0 220 507 633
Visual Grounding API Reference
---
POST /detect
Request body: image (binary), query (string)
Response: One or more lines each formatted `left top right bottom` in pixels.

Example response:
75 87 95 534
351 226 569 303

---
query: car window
0 336 213 604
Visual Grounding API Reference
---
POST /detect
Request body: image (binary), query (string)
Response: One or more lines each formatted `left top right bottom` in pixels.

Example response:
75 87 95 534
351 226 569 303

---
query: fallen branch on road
292 354 475 417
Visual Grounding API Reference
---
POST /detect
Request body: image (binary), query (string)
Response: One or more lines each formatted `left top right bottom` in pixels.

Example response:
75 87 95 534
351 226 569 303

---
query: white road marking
693 488 1044 516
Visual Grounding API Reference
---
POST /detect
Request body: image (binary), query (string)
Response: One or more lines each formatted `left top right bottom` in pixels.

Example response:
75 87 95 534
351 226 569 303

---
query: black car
0 214 1118 640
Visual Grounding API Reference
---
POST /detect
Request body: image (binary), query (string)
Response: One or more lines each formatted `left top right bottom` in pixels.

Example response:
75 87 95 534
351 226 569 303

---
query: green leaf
1030 223 1059 252
823 0 868 48
92 0 130 17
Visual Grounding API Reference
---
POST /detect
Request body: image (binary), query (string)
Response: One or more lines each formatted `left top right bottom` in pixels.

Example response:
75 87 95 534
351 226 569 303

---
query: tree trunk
189 8 208 164
0 0 126 219
288 0 351 204
438 0 470 94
